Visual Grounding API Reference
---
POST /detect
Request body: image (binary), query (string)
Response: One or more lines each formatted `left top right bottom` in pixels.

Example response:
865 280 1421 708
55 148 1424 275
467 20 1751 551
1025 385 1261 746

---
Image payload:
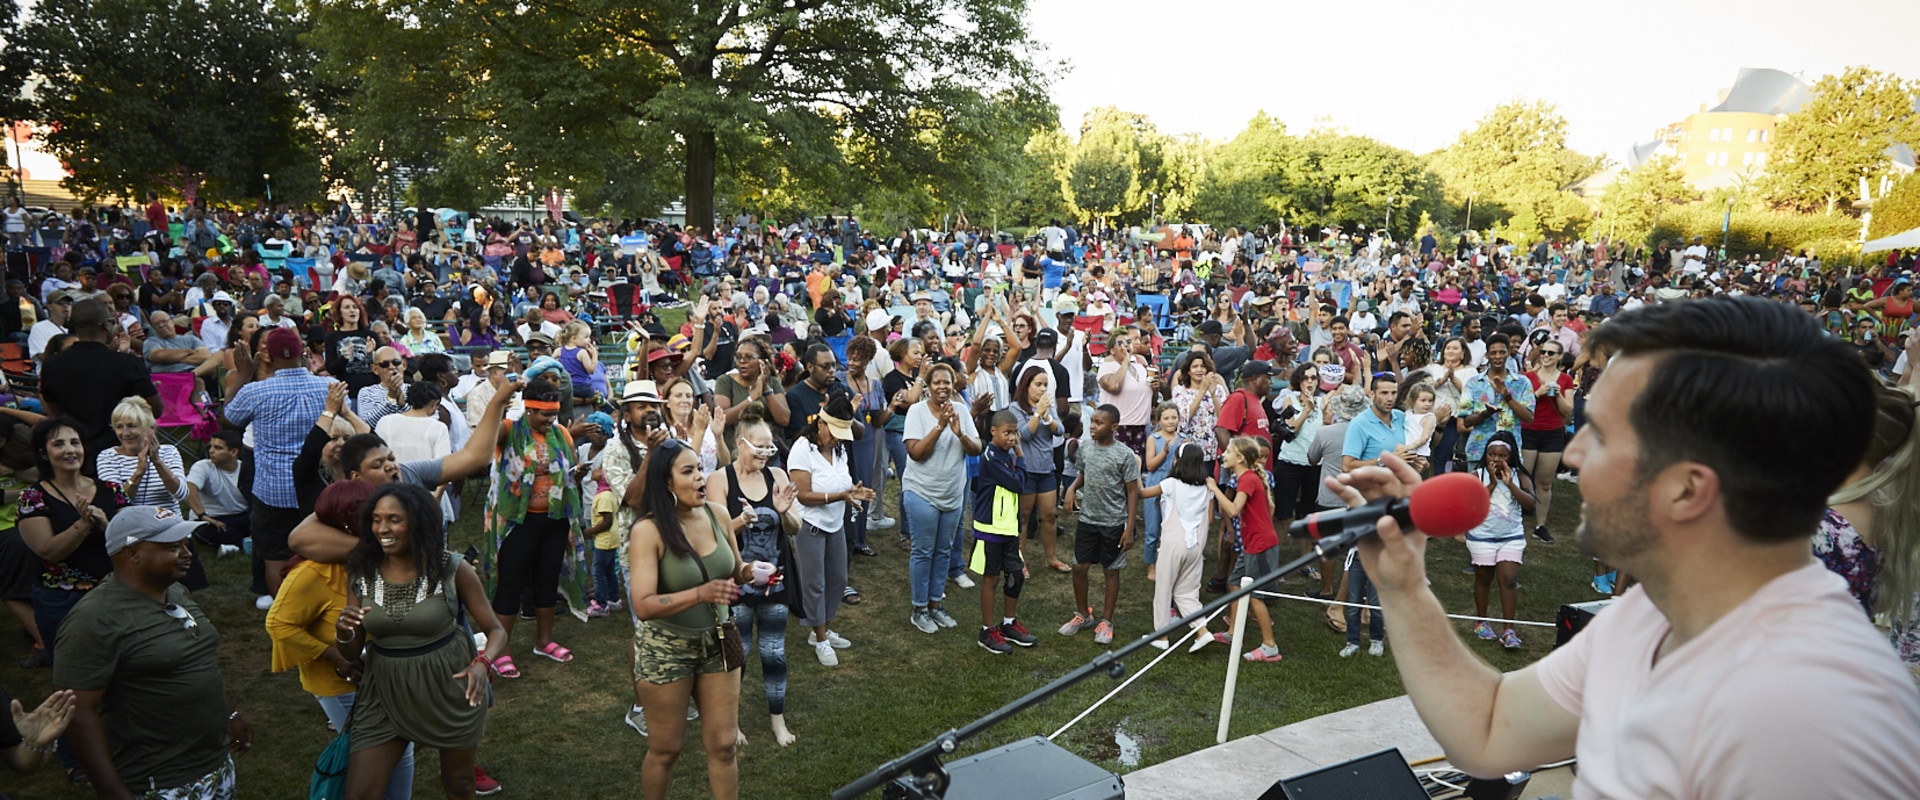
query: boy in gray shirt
1060 404 1141 645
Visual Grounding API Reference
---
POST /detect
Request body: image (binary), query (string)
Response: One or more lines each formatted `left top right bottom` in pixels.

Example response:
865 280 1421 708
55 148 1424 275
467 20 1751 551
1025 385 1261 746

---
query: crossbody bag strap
687 505 733 626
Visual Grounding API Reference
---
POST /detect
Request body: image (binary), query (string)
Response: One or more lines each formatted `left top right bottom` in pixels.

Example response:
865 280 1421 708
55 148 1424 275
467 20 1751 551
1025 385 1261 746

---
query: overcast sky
1028 0 1920 163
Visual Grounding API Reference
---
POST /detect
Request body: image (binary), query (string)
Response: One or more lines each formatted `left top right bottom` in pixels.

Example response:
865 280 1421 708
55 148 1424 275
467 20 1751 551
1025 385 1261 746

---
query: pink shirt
1536 562 1920 799
1097 356 1152 427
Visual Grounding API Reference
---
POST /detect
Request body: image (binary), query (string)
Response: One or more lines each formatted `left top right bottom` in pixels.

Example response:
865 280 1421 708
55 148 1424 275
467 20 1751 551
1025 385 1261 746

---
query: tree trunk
684 127 716 234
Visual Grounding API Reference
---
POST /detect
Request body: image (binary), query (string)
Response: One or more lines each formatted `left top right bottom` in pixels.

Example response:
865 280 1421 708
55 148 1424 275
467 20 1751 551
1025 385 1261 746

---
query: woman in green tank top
626 439 772 800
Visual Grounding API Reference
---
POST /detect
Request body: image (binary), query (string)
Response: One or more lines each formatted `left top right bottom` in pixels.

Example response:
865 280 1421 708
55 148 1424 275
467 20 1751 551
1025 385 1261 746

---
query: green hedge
1649 205 1862 262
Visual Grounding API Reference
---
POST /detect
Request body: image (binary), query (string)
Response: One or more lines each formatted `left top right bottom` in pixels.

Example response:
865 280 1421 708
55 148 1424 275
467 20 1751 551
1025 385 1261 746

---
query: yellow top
264 560 355 697
591 490 620 550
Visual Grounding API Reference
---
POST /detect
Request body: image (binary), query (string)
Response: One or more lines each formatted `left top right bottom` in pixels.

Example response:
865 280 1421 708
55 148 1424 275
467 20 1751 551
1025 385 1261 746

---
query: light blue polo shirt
1342 408 1406 463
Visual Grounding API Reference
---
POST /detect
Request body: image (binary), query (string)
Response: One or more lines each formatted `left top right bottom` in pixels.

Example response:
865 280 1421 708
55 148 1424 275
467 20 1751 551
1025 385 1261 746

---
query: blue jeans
1345 561 1384 646
948 487 969 580
847 431 876 553
30 584 84 771
883 430 911 538
591 547 620 605
317 692 414 800
903 490 958 608
1142 494 1162 566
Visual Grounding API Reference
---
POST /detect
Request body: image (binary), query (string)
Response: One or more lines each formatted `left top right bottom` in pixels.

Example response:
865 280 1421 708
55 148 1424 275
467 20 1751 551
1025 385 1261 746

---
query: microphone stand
832 520 1384 800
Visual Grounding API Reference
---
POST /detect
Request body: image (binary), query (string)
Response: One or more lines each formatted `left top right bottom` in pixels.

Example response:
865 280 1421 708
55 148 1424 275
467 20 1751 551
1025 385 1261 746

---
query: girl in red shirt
1207 436 1283 662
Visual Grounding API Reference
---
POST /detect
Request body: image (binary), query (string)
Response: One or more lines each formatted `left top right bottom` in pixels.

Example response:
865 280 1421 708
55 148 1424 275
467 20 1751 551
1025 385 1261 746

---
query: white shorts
1467 537 1525 566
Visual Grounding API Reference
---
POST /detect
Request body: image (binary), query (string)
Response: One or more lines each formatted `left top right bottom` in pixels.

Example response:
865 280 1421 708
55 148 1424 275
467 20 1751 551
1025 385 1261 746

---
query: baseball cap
1197 319 1224 336
105 505 206 557
1034 327 1059 348
1239 361 1276 380
1052 296 1080 316
865 308 897 333
264 326 304 360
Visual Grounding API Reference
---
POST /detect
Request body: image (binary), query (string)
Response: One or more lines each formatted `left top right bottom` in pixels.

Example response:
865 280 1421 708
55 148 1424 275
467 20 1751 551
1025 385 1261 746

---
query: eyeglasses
163 603 200 639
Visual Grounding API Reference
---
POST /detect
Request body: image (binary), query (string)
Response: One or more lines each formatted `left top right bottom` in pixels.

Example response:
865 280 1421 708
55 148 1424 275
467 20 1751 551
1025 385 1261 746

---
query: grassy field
0 475 1601 799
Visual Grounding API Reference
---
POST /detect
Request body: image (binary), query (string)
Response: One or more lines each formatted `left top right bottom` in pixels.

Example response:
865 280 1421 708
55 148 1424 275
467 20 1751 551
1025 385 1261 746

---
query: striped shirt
225 367 331 509
94 446 189 509
357 382 406 429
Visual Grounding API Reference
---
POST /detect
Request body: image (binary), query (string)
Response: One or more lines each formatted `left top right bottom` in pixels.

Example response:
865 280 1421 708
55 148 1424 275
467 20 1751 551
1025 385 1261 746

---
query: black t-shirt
815 307 849 337
882 369 915 431
414 293 453 321
703 320 739 381
784 378 850 441
41 341 158 461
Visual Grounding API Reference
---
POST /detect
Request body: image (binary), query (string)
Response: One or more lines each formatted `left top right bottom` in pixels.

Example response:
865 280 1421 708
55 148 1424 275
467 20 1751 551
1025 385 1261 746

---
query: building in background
1631 67 1915 193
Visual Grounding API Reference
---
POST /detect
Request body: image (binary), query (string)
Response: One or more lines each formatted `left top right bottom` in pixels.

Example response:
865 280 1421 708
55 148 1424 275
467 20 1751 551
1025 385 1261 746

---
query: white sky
1029 0 1920 164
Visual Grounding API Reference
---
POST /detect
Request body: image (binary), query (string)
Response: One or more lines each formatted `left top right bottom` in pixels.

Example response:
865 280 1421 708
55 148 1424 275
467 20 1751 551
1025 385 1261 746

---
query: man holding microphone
1328 297 1920 797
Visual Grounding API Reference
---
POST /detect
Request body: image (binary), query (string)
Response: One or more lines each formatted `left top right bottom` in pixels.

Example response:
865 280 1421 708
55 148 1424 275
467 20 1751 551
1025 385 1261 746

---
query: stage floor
1122 695 1575 799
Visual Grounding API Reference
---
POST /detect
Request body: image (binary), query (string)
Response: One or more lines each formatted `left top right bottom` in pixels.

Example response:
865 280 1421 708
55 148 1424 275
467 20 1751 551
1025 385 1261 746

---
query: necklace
367 570 429 624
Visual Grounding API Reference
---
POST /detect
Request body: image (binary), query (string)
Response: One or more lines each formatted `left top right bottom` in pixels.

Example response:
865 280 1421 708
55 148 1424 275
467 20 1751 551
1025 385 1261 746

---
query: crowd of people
0 198 1914 799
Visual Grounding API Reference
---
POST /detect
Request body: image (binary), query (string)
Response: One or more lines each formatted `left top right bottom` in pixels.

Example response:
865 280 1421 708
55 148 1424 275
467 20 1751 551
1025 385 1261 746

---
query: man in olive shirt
56 506 252 798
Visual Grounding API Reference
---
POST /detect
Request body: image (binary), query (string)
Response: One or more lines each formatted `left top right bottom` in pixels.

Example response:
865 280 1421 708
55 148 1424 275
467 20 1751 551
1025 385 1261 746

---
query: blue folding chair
1133 294 1172 333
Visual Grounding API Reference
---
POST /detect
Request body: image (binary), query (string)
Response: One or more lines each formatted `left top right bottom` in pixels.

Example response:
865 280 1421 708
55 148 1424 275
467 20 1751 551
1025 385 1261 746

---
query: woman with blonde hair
93 397 192 514
1817 380 1920 675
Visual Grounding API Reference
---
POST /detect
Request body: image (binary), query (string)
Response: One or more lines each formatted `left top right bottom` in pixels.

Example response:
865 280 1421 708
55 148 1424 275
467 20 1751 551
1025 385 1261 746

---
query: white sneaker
218 544 240 557
808 630 851 649
1369 640 1385 657
814 640 839 667
952 574 976 589
254 594 274 611
1339 643 1361 658
1148 639 1171 651
870 515 897 530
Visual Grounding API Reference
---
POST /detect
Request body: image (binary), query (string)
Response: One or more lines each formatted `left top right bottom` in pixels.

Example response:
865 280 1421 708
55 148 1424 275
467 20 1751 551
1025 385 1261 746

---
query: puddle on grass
1114 721 1142 768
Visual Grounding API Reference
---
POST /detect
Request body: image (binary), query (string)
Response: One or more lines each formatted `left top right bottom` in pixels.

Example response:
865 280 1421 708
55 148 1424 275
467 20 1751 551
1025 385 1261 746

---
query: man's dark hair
67 298 112 335
210 429 243 452
1588 296 1874 544
1093 404 1120 424
1387 311 1410 328
340 433 388 478
1329 316 1350 329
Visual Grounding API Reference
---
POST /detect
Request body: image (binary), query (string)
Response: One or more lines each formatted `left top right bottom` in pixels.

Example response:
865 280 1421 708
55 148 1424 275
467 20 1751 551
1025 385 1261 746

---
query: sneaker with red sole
475 766 501 796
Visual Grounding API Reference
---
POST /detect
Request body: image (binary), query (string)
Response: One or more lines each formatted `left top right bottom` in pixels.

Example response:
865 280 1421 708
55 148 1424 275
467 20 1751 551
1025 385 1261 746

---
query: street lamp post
1464 192 1475 237
263 173 272 206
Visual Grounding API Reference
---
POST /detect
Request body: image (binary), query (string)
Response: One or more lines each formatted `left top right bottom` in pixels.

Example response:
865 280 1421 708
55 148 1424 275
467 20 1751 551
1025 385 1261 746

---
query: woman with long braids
335 482 508 800
704 408 804 746
627 438 773 800
481 378 585 678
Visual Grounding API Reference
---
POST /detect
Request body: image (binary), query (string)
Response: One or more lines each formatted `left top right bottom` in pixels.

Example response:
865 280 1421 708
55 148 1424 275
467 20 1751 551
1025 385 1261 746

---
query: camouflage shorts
632 621 730 685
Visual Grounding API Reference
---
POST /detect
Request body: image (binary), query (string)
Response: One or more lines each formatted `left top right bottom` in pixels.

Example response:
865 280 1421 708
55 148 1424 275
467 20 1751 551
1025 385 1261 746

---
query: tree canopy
1428 100 1601 243
1763 66 1920 216
0 0 323 205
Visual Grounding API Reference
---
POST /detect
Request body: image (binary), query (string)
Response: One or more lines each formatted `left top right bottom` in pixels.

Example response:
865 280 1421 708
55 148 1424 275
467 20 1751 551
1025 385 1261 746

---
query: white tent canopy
1863 225 1920 254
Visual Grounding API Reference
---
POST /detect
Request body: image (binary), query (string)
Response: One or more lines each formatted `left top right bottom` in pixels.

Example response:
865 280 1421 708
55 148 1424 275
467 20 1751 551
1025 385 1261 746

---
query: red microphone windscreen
1406 472 1491 538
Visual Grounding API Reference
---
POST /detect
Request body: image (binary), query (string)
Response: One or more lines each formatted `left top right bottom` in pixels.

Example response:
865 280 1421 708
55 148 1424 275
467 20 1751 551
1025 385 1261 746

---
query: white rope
1048 606 1228 741
1254 590 1556 628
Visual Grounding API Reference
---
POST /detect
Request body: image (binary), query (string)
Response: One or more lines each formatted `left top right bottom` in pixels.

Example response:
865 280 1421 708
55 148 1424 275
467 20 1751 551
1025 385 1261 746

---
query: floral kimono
481 417 590 620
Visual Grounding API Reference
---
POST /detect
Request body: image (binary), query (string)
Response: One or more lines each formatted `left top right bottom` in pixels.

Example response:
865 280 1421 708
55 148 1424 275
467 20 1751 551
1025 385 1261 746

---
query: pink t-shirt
1536 561 1920 799
1097 356 1152 427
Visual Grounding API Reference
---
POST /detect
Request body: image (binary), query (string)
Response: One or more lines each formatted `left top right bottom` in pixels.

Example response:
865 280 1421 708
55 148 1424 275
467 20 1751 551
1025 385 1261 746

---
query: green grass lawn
0 476 1602 799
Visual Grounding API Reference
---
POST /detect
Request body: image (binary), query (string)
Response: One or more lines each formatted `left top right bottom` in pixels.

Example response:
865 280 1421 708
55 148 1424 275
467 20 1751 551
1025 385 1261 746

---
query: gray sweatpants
794 522 847 629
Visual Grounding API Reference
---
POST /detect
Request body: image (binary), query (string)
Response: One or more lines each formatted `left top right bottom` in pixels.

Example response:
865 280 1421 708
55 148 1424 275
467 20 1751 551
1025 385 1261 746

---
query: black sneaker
1533 525 1556 544
999 619 1038 647
1204 578 1228 595
978 626 1014 654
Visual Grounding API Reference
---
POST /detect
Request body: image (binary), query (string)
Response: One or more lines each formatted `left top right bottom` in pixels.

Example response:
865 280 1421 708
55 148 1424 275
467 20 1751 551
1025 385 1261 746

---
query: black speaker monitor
1264 747 1429 800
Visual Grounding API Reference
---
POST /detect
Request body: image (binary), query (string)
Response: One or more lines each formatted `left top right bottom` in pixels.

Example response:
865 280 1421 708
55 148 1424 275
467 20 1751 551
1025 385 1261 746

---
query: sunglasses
376 359 404 368
163 603 200 639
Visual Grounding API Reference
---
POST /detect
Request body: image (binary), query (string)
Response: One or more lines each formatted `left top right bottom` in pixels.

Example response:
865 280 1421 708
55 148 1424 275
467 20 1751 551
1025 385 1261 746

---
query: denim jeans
1345 561 1385 646
1142 495 1162 566
317 692 415 800
884 429 911 539
30 584 84 771
947 488 969 580
591 547 620 605
903 490 958 608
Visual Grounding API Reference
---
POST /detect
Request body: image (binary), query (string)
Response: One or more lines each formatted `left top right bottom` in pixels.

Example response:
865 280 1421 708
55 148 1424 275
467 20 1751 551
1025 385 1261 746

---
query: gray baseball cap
105 505 207 556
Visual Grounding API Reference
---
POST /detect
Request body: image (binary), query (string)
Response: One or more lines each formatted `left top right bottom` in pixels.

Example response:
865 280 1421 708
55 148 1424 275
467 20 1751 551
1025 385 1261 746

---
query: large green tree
1 0 324 204
1429 100 1600 242
1867 171 1920 240
1594 156 1697 246
1191 113 1443 239
1763 66 1920 215
311 0 1044 227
